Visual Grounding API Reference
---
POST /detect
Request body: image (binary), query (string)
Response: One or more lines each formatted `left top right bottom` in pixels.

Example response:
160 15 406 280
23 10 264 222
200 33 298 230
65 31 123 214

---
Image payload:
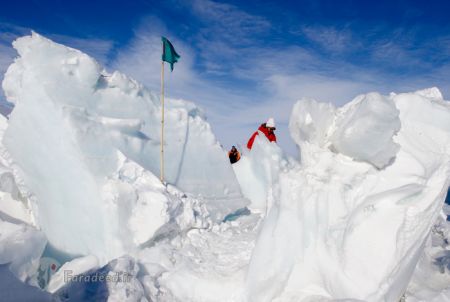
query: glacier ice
0 33 450 302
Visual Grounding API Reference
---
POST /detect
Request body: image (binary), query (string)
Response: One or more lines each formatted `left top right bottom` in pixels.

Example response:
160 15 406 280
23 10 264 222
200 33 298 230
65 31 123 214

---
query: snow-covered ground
0 32 450 301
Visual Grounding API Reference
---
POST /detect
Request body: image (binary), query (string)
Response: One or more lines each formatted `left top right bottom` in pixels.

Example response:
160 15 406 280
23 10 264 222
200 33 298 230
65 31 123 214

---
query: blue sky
1 0 450 155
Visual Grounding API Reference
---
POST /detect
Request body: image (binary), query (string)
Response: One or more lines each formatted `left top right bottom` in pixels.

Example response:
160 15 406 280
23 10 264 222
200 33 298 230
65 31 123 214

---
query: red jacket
247 124 277 149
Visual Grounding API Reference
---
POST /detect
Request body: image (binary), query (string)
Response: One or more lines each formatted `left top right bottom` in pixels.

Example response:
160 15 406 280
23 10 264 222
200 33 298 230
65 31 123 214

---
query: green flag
162 37 180 71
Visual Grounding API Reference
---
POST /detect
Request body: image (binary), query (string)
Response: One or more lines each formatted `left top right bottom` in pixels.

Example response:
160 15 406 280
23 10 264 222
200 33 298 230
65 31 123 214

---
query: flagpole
160 37 179 183
160 52 165 182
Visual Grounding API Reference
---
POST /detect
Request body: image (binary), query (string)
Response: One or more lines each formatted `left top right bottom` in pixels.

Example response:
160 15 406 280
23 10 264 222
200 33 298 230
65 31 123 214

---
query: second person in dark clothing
228 146 241 164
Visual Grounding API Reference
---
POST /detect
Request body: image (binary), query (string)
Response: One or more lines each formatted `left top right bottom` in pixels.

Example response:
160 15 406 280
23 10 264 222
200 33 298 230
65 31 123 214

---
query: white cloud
191 0 271 41
2 5 449 156
301 26 357 53
108 10 450 157
112 18 198 93
370 40 429 69
217 73 379 156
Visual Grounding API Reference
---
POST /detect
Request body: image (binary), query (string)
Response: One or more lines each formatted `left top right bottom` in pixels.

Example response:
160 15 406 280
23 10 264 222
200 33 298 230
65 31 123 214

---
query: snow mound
244 89 450 301
1 32 245 264
138 214 261 302
232 135 295 214
129 89 450 302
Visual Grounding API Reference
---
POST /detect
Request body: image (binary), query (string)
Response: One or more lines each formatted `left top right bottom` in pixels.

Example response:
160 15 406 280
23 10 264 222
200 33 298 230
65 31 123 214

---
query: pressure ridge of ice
0 32 450 301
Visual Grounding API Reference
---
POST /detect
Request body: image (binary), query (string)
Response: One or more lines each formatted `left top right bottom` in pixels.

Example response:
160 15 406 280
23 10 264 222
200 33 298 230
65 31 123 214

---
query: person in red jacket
247 118 277 150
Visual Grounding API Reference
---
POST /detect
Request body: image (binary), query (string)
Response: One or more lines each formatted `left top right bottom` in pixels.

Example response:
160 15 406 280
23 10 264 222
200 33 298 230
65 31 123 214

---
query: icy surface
246 89 450 301
291 92 401 168
0 33 450 302
132 89 450 301
0 217 46 282
406 216 450 301
1 33 246 263
330 92 401 168
289 97 336 148
232 135 295 214
138 214 261 302
0 113 46 282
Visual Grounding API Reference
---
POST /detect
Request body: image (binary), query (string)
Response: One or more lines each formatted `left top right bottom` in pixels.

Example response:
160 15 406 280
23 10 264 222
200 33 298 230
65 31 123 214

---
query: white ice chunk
289 93 401 168
414 87 444 101
233 135 293 214
289 97 336 147
330 92 401 168
0 217 46 281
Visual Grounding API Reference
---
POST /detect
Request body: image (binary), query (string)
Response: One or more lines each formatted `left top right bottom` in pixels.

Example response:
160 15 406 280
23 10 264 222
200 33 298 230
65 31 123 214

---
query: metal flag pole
160 43 165 183
160 36 179 183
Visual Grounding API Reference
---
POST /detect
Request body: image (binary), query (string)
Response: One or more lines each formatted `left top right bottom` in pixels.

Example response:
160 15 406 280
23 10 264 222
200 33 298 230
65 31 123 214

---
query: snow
1 32 246 264
245 88 450 301
290 92 401 168
0 32 450 302
330 92 401 168
413 87 444 101
232 134 295 214
0 111 46 283
0 217 47 282
406 216 450 301
100 256 147 302
289 97 336 148
140 214 260 302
